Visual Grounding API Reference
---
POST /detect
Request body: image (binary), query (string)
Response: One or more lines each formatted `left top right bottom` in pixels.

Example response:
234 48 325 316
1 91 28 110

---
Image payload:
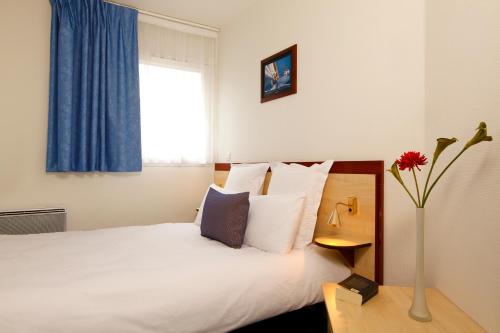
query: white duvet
0 223 349 333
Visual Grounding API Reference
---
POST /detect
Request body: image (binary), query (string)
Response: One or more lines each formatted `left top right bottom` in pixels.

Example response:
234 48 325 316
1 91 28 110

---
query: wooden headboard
214 161 384 284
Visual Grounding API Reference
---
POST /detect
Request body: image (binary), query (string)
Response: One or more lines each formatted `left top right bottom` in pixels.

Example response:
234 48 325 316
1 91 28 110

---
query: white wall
2 0 497 329
425 1 500 331
218 0 426 285
0 0 212 230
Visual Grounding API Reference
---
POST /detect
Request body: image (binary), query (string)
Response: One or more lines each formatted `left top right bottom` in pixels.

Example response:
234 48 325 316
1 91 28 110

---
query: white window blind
138 20 216 165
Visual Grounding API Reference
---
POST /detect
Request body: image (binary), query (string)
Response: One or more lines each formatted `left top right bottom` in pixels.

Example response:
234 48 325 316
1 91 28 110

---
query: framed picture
261 44 297 103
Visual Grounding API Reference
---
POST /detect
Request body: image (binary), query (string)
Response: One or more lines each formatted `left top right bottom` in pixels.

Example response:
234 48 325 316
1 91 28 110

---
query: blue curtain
47 0 142 172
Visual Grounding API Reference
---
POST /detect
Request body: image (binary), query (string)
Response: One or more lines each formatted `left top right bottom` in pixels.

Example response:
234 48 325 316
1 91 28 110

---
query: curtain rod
104 1 220 33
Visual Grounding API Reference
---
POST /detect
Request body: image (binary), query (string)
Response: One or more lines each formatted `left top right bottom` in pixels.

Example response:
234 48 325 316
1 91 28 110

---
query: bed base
230 302 327 333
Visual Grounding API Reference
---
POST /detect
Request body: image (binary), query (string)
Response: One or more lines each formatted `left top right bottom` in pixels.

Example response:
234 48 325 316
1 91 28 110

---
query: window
137 20 216 165
140 61 210 164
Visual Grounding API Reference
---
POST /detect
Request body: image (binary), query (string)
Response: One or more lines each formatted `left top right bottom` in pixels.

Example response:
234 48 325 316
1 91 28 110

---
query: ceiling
114 0 258 28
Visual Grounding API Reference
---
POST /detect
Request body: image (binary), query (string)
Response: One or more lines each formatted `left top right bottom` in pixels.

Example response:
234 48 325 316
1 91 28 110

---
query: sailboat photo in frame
260 44 297 103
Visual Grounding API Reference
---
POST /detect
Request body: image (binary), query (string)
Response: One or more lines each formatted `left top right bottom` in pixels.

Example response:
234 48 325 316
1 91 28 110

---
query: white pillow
224 163 270 195
244 194 305 254
194 184 240 226
267 160 334 249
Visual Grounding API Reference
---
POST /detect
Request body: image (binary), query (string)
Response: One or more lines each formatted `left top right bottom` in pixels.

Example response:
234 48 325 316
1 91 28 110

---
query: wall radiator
0 208 66 235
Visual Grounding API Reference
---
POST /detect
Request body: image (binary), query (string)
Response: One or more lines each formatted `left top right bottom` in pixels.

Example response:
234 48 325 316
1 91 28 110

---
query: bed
0 223 349 333
0 161 384 332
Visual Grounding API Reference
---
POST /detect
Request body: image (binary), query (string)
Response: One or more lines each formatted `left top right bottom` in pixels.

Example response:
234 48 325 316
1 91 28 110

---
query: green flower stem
395 176 419 207
412 167 422 207
422 160 436 205
422 147 467 206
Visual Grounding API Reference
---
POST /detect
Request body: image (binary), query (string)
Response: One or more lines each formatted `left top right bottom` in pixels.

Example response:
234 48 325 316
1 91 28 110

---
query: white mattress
0 223 350 333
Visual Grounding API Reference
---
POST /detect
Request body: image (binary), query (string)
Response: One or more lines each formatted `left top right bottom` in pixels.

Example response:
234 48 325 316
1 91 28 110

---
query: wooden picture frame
260 44 297 103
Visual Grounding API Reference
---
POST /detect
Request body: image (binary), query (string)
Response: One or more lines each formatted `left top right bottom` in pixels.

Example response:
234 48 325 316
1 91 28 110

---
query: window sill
143 163 213 167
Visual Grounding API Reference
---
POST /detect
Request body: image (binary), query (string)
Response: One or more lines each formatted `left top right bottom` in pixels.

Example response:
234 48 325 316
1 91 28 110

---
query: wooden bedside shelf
314 236 371 267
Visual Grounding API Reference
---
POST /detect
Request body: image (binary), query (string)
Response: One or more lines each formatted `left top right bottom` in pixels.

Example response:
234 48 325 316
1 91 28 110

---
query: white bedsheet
0 223 349 333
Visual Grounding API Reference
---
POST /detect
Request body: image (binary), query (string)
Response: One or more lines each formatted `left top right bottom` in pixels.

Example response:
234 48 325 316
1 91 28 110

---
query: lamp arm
327 197 357 226
336 202 352 212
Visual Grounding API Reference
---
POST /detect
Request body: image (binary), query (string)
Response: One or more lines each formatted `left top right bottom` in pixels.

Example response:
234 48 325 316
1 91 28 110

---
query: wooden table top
314 236 372 249
323 283 486 333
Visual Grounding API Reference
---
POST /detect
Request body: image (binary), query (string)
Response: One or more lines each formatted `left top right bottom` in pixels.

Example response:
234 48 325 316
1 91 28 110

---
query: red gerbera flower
396 151 428 171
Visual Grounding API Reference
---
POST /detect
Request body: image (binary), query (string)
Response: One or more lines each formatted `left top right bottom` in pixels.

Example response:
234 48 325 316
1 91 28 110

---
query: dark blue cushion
200 187 250 248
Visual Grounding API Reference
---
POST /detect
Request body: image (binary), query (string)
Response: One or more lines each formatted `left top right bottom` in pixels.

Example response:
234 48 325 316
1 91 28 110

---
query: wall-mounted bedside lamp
327 196 357 227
